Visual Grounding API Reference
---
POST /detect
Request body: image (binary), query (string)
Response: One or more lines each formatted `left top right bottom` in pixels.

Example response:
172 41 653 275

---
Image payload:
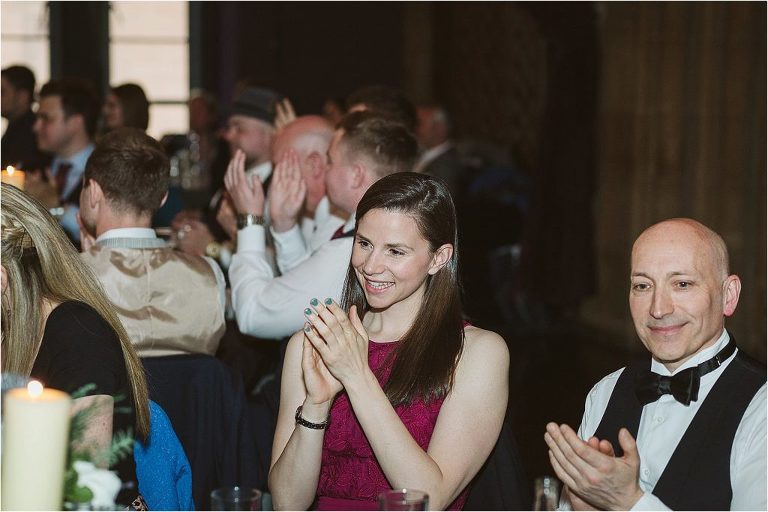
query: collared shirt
414 141 453 173
95 227 227 311
230 215 355 339
300 195 347 253
273 196 347 274
245 160 272 183
52 144 94 200
575 330 766 511
52 144 94 241
96 227 157 243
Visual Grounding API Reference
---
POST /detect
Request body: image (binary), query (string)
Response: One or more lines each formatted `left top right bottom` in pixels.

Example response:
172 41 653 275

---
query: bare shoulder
460 325 509 369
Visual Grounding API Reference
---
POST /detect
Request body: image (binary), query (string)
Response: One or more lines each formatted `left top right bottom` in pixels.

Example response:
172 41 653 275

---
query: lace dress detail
316 340 469 510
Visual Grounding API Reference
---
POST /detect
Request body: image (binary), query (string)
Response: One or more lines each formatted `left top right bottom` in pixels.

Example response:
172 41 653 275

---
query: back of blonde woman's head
1 183 67 375
1 184 150 438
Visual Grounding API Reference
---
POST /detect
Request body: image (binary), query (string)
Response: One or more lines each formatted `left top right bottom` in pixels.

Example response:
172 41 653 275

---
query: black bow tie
634 339 736 406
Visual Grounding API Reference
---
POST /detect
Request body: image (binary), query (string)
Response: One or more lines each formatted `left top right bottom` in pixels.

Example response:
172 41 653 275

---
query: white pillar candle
1 166 26 190
1 381 72 510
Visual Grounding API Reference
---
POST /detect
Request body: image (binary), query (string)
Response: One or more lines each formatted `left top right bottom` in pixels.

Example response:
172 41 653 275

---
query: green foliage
105 428 134 467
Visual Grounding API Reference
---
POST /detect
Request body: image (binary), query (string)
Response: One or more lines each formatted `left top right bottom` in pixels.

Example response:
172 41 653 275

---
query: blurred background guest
101 82 150 134
269 115 344 253
1 64 49 170
414 103 463 196
29 78 100 246
172 85 283 261
227 111 418 340
321 96 345 126
188 89 228 187
346 84 418 132
158 89 229 227
1 182 150 507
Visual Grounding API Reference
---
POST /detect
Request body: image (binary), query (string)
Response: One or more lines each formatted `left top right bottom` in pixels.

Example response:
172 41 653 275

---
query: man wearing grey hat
224 86 283 184
174 86 284 262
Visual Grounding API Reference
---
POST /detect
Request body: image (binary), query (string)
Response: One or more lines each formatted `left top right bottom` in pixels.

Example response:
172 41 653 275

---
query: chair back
464 413 531 510
141 355 262 509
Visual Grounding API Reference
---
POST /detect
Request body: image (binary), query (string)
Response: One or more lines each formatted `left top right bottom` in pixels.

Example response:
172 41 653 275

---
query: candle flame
6 166 15 175
27 380 43 397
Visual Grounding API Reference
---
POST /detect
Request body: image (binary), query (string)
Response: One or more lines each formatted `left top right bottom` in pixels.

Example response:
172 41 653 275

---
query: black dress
30 301 138 504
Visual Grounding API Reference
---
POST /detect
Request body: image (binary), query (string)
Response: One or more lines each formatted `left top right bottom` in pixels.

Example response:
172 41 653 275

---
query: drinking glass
533 476 561 511
210 487 262 511
378 489 429 511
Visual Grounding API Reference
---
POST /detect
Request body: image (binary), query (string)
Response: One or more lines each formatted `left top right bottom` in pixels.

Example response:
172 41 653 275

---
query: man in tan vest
78 128 226 357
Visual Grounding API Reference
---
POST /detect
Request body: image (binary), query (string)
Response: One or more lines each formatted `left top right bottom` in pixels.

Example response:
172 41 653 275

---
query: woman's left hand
303 300 370 385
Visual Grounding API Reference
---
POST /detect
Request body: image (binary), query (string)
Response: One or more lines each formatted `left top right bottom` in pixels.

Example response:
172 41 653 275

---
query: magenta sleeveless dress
316 339 470 510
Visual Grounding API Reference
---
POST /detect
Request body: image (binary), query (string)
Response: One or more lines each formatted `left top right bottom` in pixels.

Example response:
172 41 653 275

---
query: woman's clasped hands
301 299 370 404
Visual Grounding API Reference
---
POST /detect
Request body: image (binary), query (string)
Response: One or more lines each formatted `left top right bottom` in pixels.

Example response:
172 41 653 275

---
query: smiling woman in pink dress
269 172 509 510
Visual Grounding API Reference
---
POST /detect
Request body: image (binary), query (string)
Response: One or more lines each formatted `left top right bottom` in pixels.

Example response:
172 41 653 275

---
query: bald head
272 115 334 162
633 218 729 279
629 218 741 371
272 116 335 215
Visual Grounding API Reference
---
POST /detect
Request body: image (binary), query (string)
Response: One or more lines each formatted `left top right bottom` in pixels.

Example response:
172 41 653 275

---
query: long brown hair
1 184 150 439
110 83 150 131
341 172 464 405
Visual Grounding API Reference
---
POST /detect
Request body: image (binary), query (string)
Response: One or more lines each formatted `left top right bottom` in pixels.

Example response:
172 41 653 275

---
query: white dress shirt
273 196 347 274
576 330 766 511
301 195 347 254
229 215 355 339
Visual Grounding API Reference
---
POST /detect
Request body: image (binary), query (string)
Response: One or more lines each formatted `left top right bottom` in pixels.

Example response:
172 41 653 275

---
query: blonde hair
1 184 149 439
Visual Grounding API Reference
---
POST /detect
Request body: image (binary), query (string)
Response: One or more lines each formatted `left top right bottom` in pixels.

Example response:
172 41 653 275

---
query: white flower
73 460 122 509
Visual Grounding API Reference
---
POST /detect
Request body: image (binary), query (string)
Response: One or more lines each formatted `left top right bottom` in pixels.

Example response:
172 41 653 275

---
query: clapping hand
302 299 370 387
301 329 343 406
216 195 238 241
544 423 643 510
175 220 214 256
275 98 297 134
224 149 265 216
268 149 307 233
562 437 614 510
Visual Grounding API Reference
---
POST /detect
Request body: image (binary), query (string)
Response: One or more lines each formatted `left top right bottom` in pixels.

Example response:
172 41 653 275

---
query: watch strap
237 213 265 229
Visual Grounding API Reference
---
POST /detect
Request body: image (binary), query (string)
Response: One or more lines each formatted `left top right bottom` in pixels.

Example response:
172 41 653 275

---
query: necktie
331 225 354 241
634 338 736 406
55 162 73 197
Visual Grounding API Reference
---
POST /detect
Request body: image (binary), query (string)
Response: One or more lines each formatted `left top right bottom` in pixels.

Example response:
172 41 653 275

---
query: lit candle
1 381 72 510
1 165 26 190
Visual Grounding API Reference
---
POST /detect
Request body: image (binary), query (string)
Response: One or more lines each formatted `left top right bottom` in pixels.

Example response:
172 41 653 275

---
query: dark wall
429 3 600 314
200 2 404 114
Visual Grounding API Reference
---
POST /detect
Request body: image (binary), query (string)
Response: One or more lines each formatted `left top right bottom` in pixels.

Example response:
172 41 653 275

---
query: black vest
593 347 765 510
